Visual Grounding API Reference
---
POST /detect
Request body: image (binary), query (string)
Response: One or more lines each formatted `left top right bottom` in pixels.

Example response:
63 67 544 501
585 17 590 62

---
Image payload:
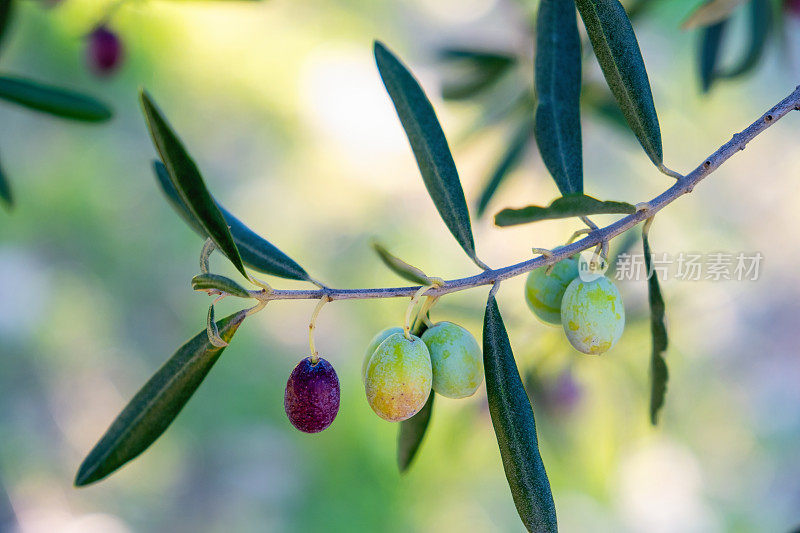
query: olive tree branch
250 85 800 303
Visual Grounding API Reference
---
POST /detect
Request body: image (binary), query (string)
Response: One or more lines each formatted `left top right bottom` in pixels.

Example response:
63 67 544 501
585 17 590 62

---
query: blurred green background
1 0 800 531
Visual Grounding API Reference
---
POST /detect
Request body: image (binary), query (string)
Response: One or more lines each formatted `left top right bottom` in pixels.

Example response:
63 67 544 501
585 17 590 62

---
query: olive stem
246 85 800 303
308 296 332 363
404 284 434 339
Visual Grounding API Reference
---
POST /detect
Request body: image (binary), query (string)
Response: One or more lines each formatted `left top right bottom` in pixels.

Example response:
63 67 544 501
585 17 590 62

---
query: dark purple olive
284 357 340 433
87 26 123 76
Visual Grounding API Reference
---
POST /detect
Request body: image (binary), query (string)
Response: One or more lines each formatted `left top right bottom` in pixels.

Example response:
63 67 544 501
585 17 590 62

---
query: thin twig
250 85 800 303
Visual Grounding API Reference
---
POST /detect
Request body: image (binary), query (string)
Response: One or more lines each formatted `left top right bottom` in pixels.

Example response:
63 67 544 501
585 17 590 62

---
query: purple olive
284 357 340 433
87 26 123 76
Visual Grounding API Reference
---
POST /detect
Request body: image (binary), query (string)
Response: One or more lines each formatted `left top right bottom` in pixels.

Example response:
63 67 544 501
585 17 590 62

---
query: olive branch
72 2 800 530
232 83 800 302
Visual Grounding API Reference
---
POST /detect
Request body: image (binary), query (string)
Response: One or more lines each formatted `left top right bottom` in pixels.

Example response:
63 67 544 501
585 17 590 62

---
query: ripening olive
362 326 404 383
284 357 340 433
421 321 483 399
560 276 625 355
524 257 579 325
87 27 124 76
364 333 432 422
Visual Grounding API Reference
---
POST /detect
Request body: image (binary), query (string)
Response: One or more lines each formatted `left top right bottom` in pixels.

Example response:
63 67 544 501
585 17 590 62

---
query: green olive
421 321 483 399
362 326 404 383
560 275 625 355
524 257 579 325
364 333 432 421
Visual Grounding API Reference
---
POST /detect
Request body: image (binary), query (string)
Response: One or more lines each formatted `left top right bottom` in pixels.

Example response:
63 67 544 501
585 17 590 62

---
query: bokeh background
1 0 800 531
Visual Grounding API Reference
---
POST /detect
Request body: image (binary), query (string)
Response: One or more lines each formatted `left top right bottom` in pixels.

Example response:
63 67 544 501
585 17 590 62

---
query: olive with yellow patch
421 321 483 399
560 276 625 355
364 333 432 421
362 326 404 383
524 257 579 325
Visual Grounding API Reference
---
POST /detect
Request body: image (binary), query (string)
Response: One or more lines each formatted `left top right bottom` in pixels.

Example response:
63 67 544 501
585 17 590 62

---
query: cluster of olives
525 255 625 355
282 318 484 433
362 322 483 421
282 253 621 434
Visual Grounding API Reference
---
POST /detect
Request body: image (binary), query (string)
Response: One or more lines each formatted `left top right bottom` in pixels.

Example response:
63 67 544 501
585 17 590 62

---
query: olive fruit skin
87 27 123 75
284 357 340 433
364 333 432 422
421 321 483 399
361 326 404 383
524 257 579 325
560 276 625 355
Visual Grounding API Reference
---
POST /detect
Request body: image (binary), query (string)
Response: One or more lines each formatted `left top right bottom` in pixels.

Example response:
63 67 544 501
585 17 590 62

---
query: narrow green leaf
439 48 516 101
698 19 729 93
0 153 11 210
0 76 112 122
718 0 771 80
575 0 664 166
495 193 635 227
0 0 14 55
191 273 252 298
581 82 629 132
683 0 747 29
372 241 431 285
476 120 533 217
397 392 434 473
642 223 668 425
439 48 517 64
205 304 228 347
625 0 658 19
74 310 247 486
141 91 247 278
535 0 583 195
153 162 311 281
484 292 557 532
374 41 482 268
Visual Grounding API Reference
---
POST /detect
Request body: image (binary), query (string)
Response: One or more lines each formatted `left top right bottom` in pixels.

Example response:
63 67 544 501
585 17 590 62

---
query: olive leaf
494 194 635 227
374 41 484 269
534 0 583 196
484 291 557 533
397 392 434 473
0 154 11 210
718 0 771 80
582 82 629 132
396 318 434 473
575 0 664 167
153 162 311 282
438 48 516 101
191 273 252 299
206 303 228 347
74 310 247 486
476 120 533 217
642 220 668 425
0 0 13 55
372 241 431 285
683 0 747 29
698 19 729 93
0 76 112 122
141 91 248 279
